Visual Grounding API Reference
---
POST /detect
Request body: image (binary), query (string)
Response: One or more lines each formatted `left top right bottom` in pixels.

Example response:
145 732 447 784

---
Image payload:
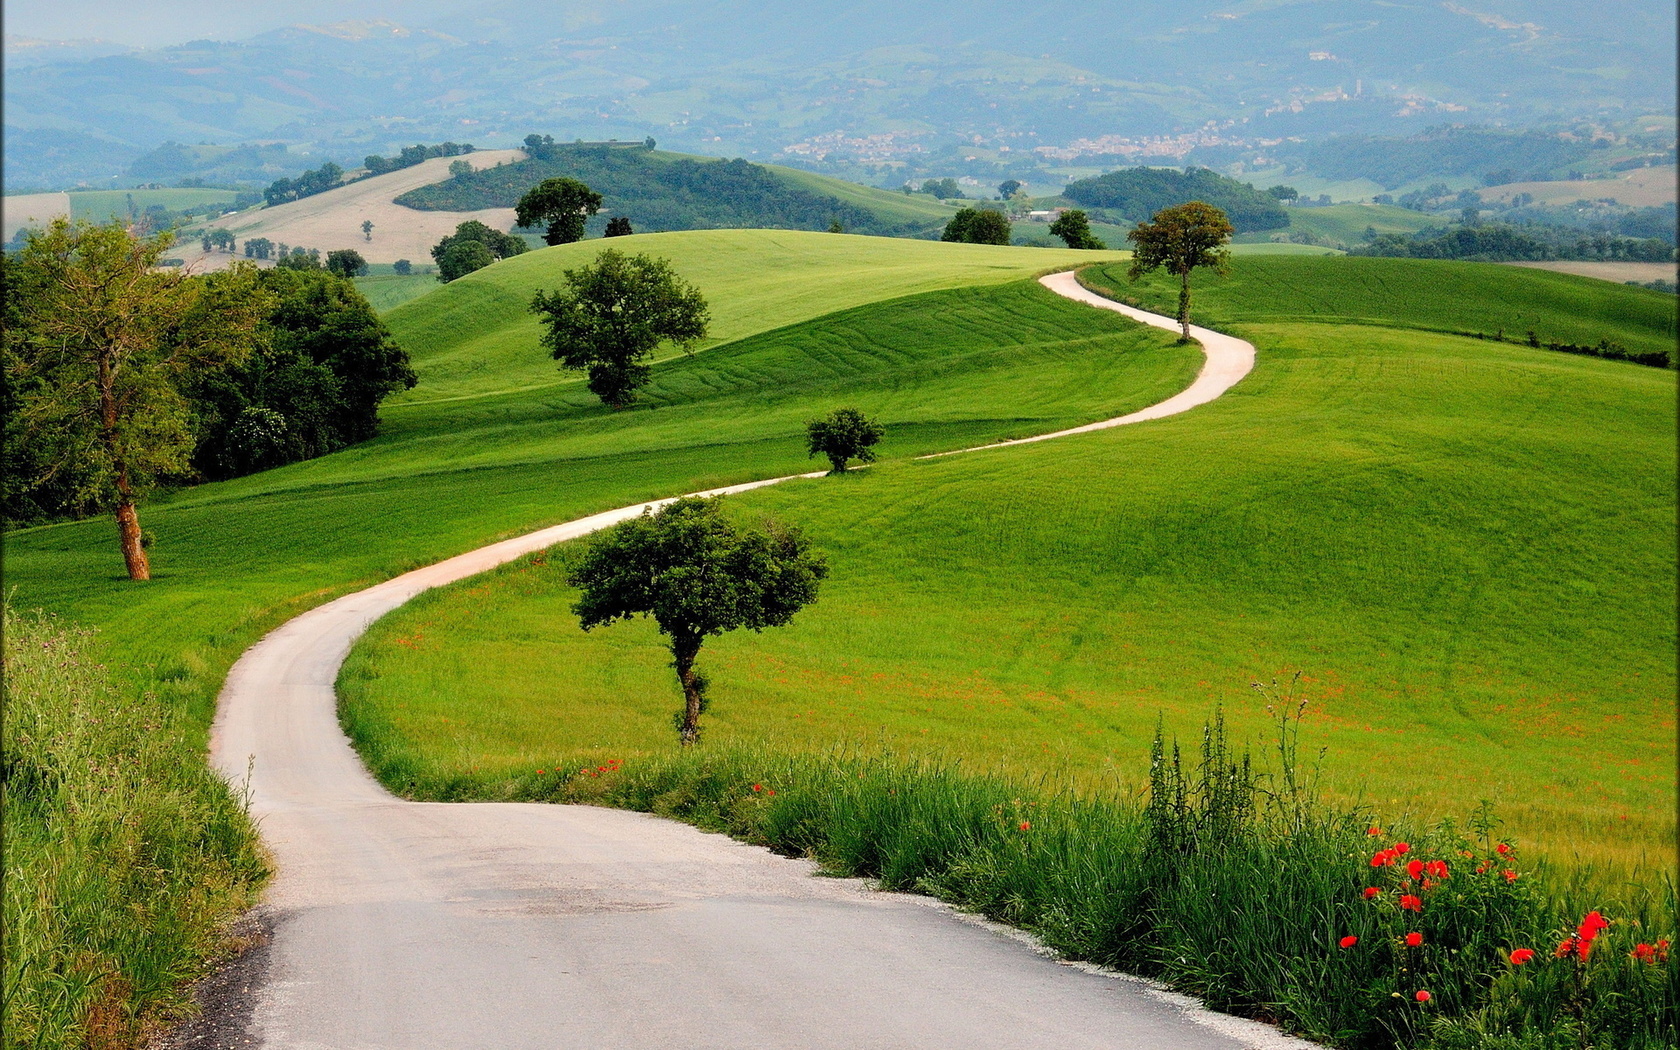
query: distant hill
394 141 951 238
1063 168 1289 233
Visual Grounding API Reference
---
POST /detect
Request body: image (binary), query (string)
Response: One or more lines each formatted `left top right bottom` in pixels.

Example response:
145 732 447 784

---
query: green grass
1082 255 1678 356
383 229 1128 401
354 272 441 313
66 188 240 222
338 259 1675 877
764 165 959 226
1234 204 1441 247
2 608 266 1048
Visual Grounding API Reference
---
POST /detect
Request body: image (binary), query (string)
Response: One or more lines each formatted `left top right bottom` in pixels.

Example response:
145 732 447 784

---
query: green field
354 272 441 312
1233 203 1440 247
67 188 240 222
765 164 960 226
334 255 1676 876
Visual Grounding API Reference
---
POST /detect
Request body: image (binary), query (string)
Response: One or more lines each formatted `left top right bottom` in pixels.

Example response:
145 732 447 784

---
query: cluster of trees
3 221 415 572
1063 168 1288 233
1049 210 1105 250
1287 128 1596 190
200 228 238 252
431 220 528 282
363 142 473 176
910 178 966 199
941 208 1012 245
262 162 345 207
1355 223 1675 263
396 139 903 237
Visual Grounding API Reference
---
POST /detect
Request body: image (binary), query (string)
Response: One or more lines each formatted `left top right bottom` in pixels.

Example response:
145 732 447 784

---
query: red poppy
536 769 546 775
1633 943 1657 962
1495 842 1511 855
1405 932 1424 947
751 783 763 792
1400 894 1423 912
1367 827 1382 836
1406 859 1425 880
1425 860 1449 879
1503 869 1518 883
1018 820 1032 831
1371 849 1397 867
1339 935 1358 948
1414 990 1431 1003
1509 948 1535 965
1363 886 1381 900
766 789 776 796
1394 842 1411 855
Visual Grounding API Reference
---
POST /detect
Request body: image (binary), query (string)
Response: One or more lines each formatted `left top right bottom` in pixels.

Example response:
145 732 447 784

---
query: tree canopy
326 249 368 277
1064 167 1287 233
3 220 270 577
530 249 709 407
942 207 1012 245
807 408 883 473
431 220 526 282
1127 201 1234 340
1048 209 1106 250
568 496 827 743
516 177 604 245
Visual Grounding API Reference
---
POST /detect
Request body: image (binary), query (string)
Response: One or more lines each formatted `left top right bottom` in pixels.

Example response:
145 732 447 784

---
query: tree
326 249 368 277
1126 201 1234 340
1267 185 1300 202
1048 209 1106 249
448 160 472 179
806 408 883 473
431 220 526 282
604 216 634 237
827 219 845 233
942 207 1012 245
392 258 412 275
567 497 827 744
530 249 708 407
4 220 270 577
361 219 374 241
515 177 603 245
276 248 322 270
998 179 1023 199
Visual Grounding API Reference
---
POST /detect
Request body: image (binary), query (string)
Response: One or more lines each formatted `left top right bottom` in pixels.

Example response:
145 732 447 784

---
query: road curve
208 274 1284 1049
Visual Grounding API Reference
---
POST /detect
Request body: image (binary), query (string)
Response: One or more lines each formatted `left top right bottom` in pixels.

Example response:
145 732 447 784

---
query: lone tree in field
4 220 269 579
516 177 604 245
942 207 1012 245
807 408 883 473
326 249 368 277
1048 209 1106 250
1126 201 1234 340
361 219 374 241
568 497 827 744
530 249 708 407
604 216 634 237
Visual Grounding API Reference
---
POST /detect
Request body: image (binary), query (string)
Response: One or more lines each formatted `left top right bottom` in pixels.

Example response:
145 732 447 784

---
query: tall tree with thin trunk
5 220 269 579
567 497 826 744
1126 201 1234 340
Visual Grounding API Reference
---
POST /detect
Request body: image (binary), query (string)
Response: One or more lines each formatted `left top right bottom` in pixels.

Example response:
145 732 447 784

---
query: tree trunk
673 635 704 745
115 501 150 580
1178 270 1192 341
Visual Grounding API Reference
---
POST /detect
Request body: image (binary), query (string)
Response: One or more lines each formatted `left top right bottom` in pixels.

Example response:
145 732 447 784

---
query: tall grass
2 607 267 1049
348 698 1675 1049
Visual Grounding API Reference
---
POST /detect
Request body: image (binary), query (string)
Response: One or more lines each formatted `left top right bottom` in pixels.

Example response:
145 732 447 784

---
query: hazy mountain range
5 0 1675 189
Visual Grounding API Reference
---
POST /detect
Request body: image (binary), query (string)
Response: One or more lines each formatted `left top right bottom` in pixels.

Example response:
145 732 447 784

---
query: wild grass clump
368 696 1675 1049
2 607 267 1050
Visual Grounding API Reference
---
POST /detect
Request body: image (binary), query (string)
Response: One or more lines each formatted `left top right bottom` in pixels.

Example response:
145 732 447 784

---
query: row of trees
363 142 474 177
3 221 415 575
262 162 345 207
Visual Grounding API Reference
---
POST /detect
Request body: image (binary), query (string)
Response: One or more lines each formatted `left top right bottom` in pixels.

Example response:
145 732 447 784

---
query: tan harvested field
1480 165 1677 207
181 149 526 272
1 191 71 241
1505 259 1678 285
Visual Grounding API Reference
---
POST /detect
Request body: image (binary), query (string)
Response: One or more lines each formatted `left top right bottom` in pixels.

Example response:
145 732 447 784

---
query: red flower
1424 860 1449 879
751 783 763 792
1339 935 1358 948
1496 842 1511 855
1502 869 1518 883
1556 936 1587 960
1363 886 1381 900
1633 943 1657 963
1406 859 1425 880
1394 842 1411 855
1018 820 1032 831
1415 990 1432 1003
1578 911 1609 939
1400 894 1423 913
1509 948 1535 965
536 769 546 775
766 789 776 796
1371 849 1397 868
1367 826 1382 836
1405 932 1424 947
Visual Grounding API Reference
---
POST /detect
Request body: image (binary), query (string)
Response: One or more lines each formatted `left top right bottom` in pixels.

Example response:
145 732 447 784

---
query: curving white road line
206 273 1284 1050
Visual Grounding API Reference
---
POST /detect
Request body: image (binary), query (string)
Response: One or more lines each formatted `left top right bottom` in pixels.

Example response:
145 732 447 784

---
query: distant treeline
262 142 475 207
395 138 924 236
1285 127 1599 189
1354 222 1675 263
1061 167 1289 233
363 142 474 176
1465 329 1672 370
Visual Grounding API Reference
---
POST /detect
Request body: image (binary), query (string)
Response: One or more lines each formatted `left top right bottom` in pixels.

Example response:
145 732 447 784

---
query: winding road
206 272 1282 1049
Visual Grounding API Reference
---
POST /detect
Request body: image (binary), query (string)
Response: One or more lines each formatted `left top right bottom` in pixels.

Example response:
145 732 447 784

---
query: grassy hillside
384 229 1128 401
68 188 240 223
1081 255 1677 355
336 256 1675 876
763 165 959 225
1233 203 1439 248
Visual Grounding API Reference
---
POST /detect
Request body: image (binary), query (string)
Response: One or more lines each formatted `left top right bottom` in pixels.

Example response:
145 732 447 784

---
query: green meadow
333 255 1676 877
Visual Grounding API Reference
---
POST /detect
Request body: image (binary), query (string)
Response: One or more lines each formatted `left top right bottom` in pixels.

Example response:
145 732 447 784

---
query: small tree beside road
568 497 827 744
807 408 883 473
1126 201 1234 340
530 249 708 408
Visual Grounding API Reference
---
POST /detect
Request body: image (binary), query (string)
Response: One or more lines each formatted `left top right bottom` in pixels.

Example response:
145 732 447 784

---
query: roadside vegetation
2 607 267 1049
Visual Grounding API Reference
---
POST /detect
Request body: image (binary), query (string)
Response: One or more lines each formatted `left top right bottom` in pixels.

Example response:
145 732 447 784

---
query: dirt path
206 277 1281 1049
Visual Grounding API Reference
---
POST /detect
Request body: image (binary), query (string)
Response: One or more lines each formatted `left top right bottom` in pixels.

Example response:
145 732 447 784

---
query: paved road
208 275 1292 1049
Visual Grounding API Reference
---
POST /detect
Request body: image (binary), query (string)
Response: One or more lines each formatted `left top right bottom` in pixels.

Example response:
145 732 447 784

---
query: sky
3 0 480 47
